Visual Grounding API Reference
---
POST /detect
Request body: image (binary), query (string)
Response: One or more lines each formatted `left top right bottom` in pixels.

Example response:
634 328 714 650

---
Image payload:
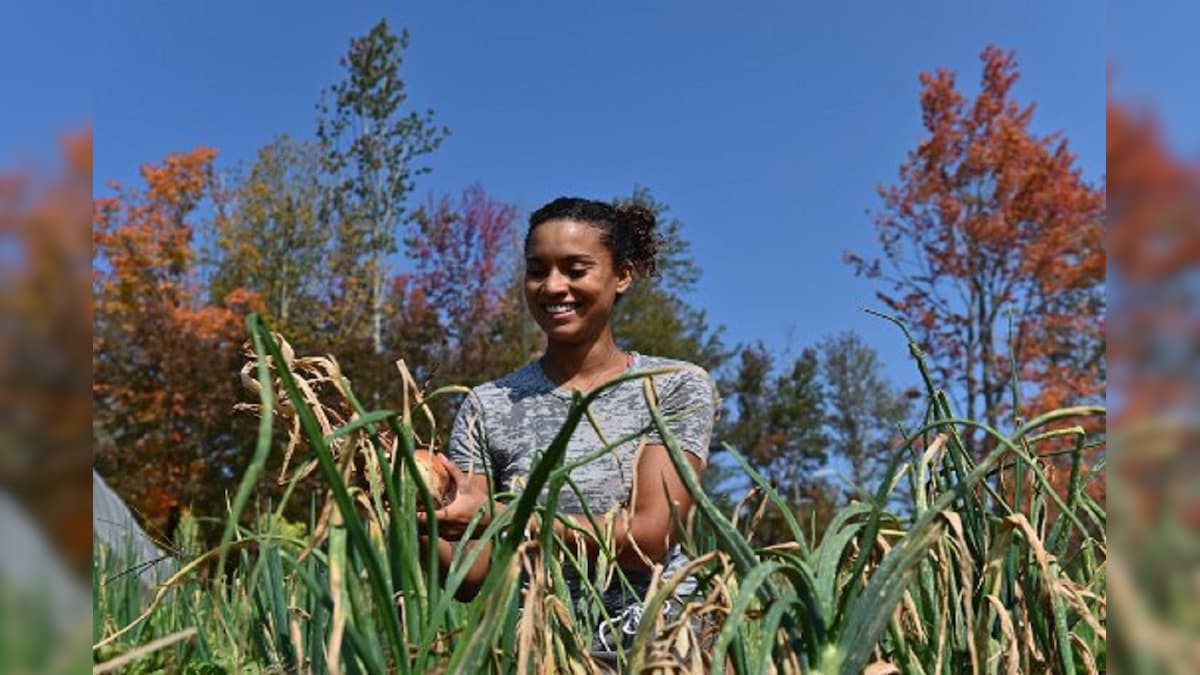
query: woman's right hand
416 456 494 541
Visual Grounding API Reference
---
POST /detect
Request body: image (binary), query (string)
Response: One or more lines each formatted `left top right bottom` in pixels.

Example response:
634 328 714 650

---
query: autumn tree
817 331 914 500
94 147 264 534
405 184 520 384
847 46 1105 449
0 126 94 577
322 185 520 436
1105 91 1199 674
1107 96 1199 424
208 134 331 346
318 19 448 356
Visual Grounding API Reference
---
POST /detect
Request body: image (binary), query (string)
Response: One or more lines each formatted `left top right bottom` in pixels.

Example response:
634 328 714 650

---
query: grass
92 313 1106 673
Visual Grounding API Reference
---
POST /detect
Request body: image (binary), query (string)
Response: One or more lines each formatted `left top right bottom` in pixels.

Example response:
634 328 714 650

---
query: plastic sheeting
92 470 173 588
0 487 89 632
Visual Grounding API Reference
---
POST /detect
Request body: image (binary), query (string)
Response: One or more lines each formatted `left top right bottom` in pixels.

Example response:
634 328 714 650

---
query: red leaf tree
403 184 519 382
847 46 1105 446
331 184 520 432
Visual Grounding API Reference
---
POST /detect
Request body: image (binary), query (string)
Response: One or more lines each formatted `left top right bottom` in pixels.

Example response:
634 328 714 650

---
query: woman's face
524 219 632 346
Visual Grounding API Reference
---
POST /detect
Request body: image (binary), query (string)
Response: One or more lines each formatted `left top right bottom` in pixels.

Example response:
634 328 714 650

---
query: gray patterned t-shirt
445 352 718 613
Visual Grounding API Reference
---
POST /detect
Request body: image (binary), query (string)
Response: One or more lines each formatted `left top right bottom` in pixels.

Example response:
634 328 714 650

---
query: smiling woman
522 199 655 352
421 196 718 662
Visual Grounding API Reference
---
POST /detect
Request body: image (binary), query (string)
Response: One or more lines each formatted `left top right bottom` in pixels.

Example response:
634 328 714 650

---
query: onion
412 449 451 505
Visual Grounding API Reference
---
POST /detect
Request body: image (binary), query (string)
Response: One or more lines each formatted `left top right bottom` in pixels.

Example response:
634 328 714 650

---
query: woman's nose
543 269 569 294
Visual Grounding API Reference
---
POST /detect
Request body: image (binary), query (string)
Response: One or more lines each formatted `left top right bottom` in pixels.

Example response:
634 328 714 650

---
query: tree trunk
372 261 383 356
979 285 998 443
279 261 289 326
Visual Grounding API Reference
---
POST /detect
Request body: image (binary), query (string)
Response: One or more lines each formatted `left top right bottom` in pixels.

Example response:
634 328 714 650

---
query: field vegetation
92 315 1105 673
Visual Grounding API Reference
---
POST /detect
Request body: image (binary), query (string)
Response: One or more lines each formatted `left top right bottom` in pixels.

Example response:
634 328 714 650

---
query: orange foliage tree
0 125 94 576
1107 95 1200 423
1107 91 1200 512
94 147 264 534
847 46 1105 447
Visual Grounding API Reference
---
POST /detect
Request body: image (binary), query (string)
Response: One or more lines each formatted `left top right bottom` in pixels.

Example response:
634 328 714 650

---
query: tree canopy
847 46 1105 447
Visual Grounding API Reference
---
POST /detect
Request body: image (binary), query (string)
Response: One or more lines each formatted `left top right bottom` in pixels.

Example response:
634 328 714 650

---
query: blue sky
8 2 1108 389
1109 1 1200 151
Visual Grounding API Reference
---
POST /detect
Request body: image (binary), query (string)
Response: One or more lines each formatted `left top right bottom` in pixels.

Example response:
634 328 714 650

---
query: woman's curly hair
526 196 660 280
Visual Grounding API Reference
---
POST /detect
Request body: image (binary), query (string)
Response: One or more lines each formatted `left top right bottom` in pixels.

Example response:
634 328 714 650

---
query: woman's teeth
545 303 576 314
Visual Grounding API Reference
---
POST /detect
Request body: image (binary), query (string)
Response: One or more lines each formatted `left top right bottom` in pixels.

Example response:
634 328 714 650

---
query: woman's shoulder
631 353 712 379
629 353 718 397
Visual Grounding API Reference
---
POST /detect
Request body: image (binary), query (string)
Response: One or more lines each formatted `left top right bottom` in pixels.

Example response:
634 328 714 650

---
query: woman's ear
615 262 634 294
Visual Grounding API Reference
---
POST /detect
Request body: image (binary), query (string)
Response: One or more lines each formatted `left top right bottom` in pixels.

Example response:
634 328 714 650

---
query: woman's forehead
526 219 607 257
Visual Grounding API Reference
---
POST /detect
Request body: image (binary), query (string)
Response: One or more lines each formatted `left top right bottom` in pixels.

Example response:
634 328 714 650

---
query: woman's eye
567 268 588 279
526 267 547 279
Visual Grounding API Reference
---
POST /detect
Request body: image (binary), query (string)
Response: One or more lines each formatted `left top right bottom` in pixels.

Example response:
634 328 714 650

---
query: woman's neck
540 333 626 387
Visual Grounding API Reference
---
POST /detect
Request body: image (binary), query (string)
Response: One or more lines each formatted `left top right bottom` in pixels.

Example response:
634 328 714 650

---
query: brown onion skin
413 448 451 505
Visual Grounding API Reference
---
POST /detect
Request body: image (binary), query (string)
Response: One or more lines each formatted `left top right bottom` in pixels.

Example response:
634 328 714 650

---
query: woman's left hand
416 456 493 541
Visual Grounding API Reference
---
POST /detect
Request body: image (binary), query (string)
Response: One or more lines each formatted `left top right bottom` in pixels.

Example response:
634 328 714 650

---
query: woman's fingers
402 461 489 542
437 454 467 486
416 511 459 539
415 499 470 537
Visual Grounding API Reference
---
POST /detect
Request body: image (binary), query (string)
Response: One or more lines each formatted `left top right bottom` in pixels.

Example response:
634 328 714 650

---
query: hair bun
616 203 659 278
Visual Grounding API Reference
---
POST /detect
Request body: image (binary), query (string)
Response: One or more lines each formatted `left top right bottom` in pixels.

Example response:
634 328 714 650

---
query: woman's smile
543 302 579 319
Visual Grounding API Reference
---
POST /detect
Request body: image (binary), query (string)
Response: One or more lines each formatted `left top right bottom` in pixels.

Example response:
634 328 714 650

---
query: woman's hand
416 456 494 541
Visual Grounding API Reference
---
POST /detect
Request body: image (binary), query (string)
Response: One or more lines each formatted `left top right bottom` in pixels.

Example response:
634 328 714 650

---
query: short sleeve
446 390 490 475
644 365 719 464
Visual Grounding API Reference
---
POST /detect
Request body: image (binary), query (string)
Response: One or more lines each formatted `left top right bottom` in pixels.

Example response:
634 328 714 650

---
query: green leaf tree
610 187 729 372
208 134 330 345
817 331 914 501
317 19 449 355
721 342 831 542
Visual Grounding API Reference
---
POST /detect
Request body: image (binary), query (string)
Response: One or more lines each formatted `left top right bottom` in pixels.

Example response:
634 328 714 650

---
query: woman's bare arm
422 447 704 599
550 445 703 571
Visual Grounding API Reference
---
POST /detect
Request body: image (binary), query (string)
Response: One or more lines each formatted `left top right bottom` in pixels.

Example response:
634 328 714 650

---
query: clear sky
1109 1 1200 151
8 1 1107 389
